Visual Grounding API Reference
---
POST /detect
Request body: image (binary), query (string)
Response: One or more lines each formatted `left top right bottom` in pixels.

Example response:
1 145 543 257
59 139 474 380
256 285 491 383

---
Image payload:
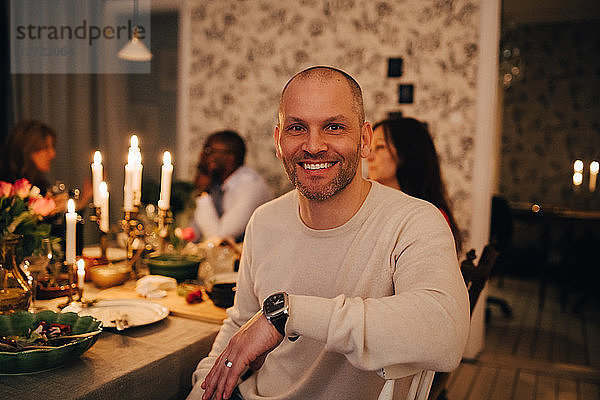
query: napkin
135 275 177 298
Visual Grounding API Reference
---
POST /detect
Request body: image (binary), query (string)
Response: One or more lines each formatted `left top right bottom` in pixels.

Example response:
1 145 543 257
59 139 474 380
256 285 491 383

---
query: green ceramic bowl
145 254 203 282
0 310 102 374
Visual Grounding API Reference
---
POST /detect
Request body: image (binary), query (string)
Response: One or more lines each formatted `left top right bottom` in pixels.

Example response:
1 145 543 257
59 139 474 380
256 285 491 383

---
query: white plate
63 299 169 329
82 247 128 261
210 272 238 284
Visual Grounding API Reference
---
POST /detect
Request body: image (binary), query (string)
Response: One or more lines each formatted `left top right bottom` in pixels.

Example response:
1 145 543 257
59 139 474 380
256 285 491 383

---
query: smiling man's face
275 74 368 201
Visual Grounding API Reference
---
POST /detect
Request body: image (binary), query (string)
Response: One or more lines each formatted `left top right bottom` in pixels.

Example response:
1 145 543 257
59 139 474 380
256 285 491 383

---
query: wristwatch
262 292 289 336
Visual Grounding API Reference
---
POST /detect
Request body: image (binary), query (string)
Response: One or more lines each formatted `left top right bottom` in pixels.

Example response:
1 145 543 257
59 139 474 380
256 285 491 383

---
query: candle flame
127 150 134 165
93 151 102 164
163 151 172 165
99 181 108 195
130 134 139 149
136 151 142 165
574 160 584 173
573 172 583 186
591 161 599 174
77 258 85 270
67 198 75 213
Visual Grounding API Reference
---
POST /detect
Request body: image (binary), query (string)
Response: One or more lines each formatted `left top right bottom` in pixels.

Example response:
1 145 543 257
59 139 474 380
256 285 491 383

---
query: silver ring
224 359 233 368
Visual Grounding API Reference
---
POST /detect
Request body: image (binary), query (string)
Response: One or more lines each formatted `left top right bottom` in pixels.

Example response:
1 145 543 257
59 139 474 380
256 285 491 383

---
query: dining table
0 275 225 400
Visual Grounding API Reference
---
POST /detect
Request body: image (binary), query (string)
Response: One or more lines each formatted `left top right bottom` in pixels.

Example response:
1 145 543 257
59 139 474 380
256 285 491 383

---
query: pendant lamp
118 27 152 61
118 0 152 61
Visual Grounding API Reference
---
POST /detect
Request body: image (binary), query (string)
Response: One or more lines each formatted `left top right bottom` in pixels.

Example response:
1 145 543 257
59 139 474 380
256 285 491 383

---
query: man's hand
201 311 283 400
195 171 212 193
195 157 213 193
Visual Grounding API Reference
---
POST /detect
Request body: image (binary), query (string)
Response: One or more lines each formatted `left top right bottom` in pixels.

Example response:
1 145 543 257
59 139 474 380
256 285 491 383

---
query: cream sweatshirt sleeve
284 206 470 373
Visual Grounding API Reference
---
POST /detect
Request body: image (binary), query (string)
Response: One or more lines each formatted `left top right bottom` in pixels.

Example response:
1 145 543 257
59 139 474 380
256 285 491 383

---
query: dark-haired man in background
191 130 273 243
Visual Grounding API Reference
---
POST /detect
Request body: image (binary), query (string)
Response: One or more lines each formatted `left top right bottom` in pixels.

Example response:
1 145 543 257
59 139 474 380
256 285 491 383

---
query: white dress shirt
192 165 273 241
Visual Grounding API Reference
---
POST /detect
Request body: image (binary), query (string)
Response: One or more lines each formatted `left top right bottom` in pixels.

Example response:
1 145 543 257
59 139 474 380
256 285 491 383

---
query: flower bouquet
0 179 55 257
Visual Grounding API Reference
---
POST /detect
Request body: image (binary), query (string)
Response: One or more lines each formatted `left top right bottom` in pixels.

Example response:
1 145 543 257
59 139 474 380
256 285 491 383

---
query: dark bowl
207 283 236 308
0 310 102 374
145 254 203 282
36 276 78 300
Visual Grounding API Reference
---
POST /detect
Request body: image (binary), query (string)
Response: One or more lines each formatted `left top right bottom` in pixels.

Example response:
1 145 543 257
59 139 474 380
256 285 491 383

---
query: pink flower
13 178 32 199
0 181 12 197
29 197 56 217
181 227 196 242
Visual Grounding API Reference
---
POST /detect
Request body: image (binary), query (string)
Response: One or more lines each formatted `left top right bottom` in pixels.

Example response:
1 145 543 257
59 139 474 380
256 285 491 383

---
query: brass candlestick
89 204 108 259
121 208 145 278
57 262 78 309
156 207 174 254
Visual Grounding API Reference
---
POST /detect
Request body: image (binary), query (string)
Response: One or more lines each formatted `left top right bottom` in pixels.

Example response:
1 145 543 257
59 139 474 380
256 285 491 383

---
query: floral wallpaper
184 0 481 246
499 20 600 210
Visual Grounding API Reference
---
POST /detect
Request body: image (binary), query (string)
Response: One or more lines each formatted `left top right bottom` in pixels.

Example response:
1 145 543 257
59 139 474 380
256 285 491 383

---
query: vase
0 234 33 314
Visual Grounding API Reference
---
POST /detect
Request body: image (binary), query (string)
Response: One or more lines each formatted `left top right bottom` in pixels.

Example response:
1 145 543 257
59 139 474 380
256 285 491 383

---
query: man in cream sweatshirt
188 66 469 400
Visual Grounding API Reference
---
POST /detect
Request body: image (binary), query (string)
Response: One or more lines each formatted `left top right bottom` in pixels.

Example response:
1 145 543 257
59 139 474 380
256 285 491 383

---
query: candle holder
89 204 109 259
156 207 174 253
57 262 78 309
121 208 145 278
74 284 86 303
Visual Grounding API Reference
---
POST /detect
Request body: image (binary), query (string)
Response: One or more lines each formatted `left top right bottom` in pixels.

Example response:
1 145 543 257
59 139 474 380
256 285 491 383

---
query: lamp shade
118 36 152 62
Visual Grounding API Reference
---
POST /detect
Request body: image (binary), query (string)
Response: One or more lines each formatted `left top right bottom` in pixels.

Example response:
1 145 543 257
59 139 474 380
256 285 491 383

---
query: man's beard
282 144 361 201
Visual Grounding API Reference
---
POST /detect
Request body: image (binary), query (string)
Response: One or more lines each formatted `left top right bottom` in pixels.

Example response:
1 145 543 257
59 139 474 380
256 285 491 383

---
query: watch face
264 293 286 316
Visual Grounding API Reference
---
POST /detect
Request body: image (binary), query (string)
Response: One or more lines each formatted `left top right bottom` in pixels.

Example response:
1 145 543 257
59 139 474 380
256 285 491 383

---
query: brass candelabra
156 207 174 253
120 208 145 278
88 204 109 259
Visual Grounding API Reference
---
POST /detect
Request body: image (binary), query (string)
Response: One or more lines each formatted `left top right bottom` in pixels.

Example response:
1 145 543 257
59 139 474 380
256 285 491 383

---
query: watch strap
269 313 287 336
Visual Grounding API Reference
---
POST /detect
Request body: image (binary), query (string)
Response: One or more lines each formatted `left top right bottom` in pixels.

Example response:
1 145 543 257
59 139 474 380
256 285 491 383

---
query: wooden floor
445 277 600 400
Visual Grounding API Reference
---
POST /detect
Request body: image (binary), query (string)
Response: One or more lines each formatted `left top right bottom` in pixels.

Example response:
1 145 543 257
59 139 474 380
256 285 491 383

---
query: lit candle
159 151 173 210
133 151 143 205
124 152 135 212
130 134 139 152
99 181 109 232
65 199 77 265
573 160 584 190
128 135 143 206
590 161 599 192
77 259 85 289
91 151 103 207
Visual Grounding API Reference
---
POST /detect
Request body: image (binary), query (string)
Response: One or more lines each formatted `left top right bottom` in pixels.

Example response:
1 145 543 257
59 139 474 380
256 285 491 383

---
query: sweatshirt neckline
295 181 380 237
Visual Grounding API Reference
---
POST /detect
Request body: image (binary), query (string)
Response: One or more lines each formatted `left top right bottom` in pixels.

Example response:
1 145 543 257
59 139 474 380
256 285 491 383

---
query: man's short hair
279 66 365 125
206 130 246 168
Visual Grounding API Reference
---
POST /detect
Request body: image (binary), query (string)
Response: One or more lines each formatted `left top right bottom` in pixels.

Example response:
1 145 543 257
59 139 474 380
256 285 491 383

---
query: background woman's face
31 136 56 173
367 126 399 187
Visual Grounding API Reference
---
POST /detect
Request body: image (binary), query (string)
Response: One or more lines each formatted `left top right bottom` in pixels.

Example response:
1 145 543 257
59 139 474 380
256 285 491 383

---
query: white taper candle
65 199 77 265
159 151 173 210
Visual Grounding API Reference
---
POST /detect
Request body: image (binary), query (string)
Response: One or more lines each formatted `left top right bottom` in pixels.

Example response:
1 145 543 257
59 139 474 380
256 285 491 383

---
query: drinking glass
23 238 53 311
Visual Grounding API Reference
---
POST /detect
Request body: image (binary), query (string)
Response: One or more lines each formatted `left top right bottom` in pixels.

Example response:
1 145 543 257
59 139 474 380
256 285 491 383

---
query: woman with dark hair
1 119 92 213
367 117 461 252
1 119 57 194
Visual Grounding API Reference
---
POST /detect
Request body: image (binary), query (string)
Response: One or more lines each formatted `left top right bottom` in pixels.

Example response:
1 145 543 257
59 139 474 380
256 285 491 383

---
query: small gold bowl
88 262 131 288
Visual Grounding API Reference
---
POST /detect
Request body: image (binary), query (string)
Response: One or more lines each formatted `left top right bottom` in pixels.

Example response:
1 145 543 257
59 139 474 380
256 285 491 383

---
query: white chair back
377 368 435 400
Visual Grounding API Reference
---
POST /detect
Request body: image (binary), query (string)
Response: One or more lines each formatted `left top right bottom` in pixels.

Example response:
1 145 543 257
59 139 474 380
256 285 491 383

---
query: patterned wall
499 20 600 210
184 0 481 245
